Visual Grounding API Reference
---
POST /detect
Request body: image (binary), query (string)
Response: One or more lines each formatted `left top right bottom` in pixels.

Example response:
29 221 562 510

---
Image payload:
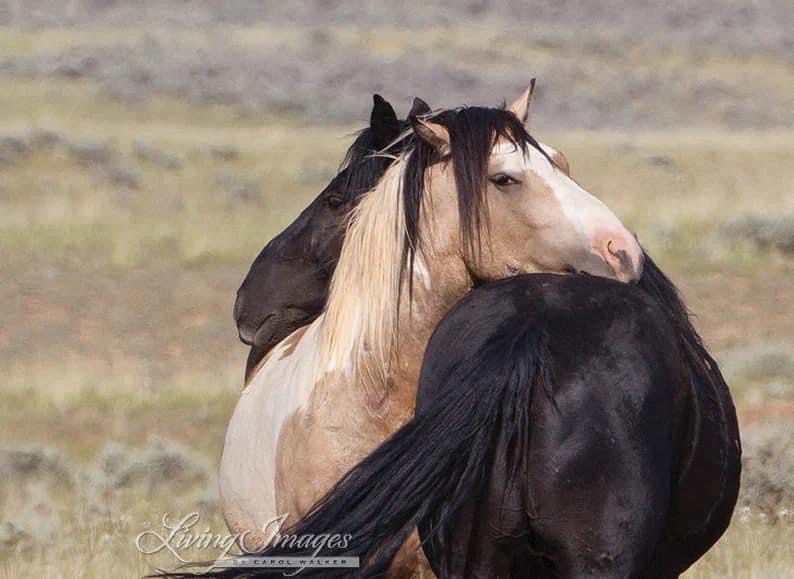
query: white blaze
492 140 632 277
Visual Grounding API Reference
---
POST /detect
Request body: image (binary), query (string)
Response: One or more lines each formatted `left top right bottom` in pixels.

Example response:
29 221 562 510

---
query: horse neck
384 249 472 423
387 163 475 406
319 161 407 386
318 159 473 424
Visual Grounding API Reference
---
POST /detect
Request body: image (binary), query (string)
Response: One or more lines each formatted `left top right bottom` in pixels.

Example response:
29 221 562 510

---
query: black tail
637 251 697 339
638 249 741 570
156 328 549 579
638 249 738 459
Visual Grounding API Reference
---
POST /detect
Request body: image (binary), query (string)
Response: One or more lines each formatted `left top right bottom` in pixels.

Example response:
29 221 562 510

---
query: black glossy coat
175 261 740 579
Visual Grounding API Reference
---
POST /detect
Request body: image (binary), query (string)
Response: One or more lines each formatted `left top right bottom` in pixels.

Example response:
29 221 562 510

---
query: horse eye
326 194 345 208
489 174 520 187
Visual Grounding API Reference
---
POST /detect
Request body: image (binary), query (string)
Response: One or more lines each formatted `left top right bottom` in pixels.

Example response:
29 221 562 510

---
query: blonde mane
318 106 533 390
319 157 410 389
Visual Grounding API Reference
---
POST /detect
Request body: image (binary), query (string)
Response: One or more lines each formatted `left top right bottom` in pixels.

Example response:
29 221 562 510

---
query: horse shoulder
219 320 323 543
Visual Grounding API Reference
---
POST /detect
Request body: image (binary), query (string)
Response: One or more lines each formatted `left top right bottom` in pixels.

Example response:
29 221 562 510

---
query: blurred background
0 1 792 576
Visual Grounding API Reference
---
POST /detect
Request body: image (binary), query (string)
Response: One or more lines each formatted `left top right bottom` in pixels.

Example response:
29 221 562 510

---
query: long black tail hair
159 252 739 578
156 328 551 579
637 251 741 544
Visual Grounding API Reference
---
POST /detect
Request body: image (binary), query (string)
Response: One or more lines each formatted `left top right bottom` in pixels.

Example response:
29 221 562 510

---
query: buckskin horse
187 258 739 578
218 84 644 575
234 93 571 380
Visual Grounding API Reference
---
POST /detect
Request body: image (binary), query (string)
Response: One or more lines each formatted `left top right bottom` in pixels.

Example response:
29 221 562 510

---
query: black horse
234 95 426 380
178 256 739 578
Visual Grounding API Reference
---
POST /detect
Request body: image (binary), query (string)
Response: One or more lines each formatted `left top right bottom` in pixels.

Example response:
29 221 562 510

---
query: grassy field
0 17 793 579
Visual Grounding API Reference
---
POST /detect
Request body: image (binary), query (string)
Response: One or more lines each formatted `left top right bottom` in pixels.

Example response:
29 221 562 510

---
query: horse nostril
600 237 642 282
607 240 629 268
607 239 627 260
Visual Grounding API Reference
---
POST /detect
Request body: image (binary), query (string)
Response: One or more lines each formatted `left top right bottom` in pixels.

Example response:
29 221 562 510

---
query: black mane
402 106 554 279
320 105 556 283
332 121 413 203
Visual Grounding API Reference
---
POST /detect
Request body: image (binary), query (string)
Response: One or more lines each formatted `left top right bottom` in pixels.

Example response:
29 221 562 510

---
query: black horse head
234 96 430 366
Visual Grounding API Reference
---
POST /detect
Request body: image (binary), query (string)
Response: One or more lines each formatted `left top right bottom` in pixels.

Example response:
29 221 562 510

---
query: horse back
419 273 684 576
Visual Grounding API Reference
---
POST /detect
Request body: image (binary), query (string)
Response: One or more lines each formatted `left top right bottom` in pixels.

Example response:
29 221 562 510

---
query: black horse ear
370 94 400 147
409 97 431 118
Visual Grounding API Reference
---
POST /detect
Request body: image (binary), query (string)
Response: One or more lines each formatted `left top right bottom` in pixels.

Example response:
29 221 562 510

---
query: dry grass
0 442 226 579
685 518 794 578
0 20 792 577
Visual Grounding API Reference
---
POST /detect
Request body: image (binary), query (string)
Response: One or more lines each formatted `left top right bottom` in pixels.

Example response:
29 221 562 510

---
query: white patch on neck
219 318 323 537
323 307 360 377
412 252 432 290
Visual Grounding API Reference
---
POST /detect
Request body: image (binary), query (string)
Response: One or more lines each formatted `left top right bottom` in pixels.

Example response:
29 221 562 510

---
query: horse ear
371 94 400 146
409 97 431 118
410 115 450 153
509 78 537 125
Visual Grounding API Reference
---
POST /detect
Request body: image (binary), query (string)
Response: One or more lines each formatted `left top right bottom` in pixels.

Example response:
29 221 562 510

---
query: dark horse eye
317 264 332 280
489 173 520 188
326 194 345 208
